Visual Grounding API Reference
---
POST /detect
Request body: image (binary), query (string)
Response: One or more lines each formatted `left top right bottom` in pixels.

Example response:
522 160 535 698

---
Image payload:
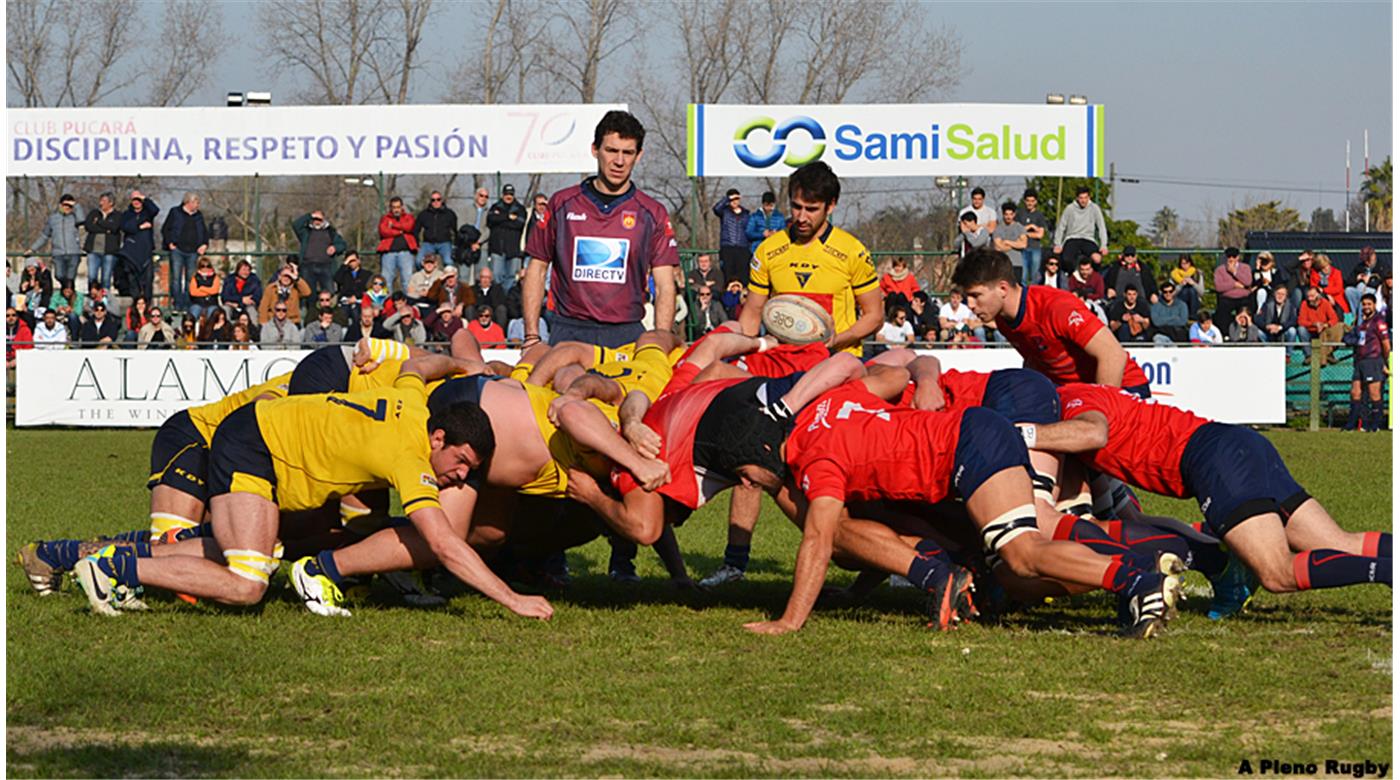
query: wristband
522 333 540 345
757 336 772 352
1017 424 1037 449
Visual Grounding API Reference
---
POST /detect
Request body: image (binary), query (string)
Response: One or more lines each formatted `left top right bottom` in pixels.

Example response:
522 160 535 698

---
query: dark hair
1121 245 1137 257
389 196 403 206
788 161 840 204
952 248 1019 290
1075 185 1091 196
970 187 985 198
429 401 497 460
1362 292 1378 304
761 191 776 204
593 110 646 150
1001 201 1017 213
1077 256 1093 267
725 188 740 198
1224 246 1241 259
887 305 908 323
1197 309 1212 323
959 211 978 223
1160 282 1175 293
1023 188 1038 199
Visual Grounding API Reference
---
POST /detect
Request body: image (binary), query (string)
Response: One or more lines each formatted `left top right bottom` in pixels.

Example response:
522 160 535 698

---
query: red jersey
662 324 828 399
786 381 962 504
1056 383 1209 498
893 368 990 410
612 377 746 508
999 285 1149 387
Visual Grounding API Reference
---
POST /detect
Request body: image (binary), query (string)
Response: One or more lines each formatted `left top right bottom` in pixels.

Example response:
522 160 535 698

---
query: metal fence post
1308 340 1321 431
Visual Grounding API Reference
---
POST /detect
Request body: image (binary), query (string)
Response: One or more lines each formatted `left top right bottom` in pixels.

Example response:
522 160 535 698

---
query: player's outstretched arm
406 504 553 620
738 290 767 335
557 400 671 491
683 331 775 370
565 467 665 545
618 390 661 459
777 352 865 411
745 496 845 635
1023 411 1109 453
525 341 595 387
402 353 491 383
906 355 946 411
1083 329 1129 387
860 365 913 402
548 374 625 425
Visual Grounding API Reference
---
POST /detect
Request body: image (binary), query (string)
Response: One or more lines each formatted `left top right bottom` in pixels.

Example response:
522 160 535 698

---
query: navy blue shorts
1355 357 1386 384
983 369 1061 425
548 314 644 349
147 410 209 502
951 407 1033 500
1180 422 1309 537
289 344 351 395
206 404 278 502
428 374 500 416
1122 382 1151 400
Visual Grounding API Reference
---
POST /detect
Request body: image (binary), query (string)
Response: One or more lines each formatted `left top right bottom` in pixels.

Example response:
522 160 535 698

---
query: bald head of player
591 110 646 195
427 401 497 489
951 247 1022 324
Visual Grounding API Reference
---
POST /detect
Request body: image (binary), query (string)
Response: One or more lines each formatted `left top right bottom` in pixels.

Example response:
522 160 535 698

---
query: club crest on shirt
621 211 637 230
1068 311 1085 328
420 472 438 487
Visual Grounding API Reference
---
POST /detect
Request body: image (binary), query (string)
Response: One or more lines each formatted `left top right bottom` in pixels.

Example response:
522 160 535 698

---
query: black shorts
428 374 500 416
206 404 279 503
1354 357 1386 384
1122 382 1152 400
1180 422 1309 537
288 344 352 395
951 407 1033 499
147 410 209 502
983 369 1061 425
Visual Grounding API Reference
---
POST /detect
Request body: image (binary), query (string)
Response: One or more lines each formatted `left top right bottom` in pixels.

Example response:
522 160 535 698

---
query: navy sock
35 540 82 570
1371 532 1393 559
1054 516 1129 556
1109 520 1228 578
1366 401 1385 432
722 543 751 571
307 550 345 586
132 541 153 558
1295 550 1390 590
173 523 213 541
95 547 140 589
107 528 152 544
1347 400 1364 430
914 539 943 556
906 549 955 592
608 536 638 571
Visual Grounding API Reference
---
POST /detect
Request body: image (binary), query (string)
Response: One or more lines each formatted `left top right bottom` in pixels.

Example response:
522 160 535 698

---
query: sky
30 1 1400 239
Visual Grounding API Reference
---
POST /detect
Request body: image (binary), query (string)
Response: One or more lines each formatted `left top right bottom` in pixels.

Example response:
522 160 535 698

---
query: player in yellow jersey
73 354 553 622
708 162 886 590
15 372 292 597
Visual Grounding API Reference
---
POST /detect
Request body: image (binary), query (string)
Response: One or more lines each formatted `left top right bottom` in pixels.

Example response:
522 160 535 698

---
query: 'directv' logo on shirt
573 236 630 284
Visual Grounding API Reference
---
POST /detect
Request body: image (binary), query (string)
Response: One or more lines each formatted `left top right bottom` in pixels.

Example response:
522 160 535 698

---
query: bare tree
539 0 637 102
7 0 138 108
146 1 226 107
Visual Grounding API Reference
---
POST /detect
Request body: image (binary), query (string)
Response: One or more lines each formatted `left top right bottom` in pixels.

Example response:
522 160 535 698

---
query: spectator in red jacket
376 196 418 296
878 256 920 310
466 303 506 346
7 306 33 366
1297 285 1344 363
1310 252 1349 317
1065 256 1105 301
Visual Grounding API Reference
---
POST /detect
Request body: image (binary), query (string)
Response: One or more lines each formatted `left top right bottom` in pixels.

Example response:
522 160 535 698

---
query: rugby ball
762 294 835 346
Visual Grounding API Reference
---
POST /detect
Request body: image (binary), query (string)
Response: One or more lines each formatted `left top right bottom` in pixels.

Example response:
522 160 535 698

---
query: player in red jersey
952 248 1152 398
746 372 1183 638
1026 383 1391 615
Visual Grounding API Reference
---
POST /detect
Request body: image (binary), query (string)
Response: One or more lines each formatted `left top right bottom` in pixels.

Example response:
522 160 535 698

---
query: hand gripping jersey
588 343 683 403
525 178 680 325
660 323 830 400
1056 383 1209 498
749 224 878 355
998 285 1149 387
786 381 964 504
250 373 444 513
611 376 749 508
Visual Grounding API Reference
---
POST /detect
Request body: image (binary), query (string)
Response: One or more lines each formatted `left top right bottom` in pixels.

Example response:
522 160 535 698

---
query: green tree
1149 206 1179 245
1309 207 1341 232
1216 200 1304 248
1361 156 1392 231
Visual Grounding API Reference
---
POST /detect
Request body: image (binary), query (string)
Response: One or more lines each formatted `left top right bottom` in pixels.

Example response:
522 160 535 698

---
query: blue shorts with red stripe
1180 422 1309 536
983 369 1061 425
952 407 1033 499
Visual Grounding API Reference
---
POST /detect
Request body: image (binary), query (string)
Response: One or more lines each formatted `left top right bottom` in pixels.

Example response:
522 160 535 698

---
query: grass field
5 427 1393 778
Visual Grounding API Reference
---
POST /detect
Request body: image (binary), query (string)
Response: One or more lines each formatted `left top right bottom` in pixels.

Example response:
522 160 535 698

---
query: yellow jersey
587 343 676 402
517 381 618 497
186 372 293 446
254 373 442 513
749 224 877 354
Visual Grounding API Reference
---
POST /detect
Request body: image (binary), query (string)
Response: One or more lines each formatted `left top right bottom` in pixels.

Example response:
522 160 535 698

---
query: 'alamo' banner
688 102 1104 178
7 104 624 177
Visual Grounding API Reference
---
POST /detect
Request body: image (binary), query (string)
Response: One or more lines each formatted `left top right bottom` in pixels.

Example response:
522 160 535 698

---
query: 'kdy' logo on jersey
621 211 637 230
572 236 630 284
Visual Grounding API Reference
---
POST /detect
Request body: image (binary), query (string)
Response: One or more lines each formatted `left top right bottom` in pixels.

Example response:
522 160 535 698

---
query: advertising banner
688 102 1104 178
14 345 1282 427
7 104 625 177
13 348 522 427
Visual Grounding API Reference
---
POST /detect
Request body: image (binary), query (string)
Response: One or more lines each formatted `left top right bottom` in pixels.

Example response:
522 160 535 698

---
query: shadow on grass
8 740 249 778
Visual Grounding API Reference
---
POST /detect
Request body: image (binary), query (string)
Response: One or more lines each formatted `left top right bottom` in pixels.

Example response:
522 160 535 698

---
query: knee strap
225 549 278 584
1031 472 1058 504
981 505 1040 553
150 513 199 537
